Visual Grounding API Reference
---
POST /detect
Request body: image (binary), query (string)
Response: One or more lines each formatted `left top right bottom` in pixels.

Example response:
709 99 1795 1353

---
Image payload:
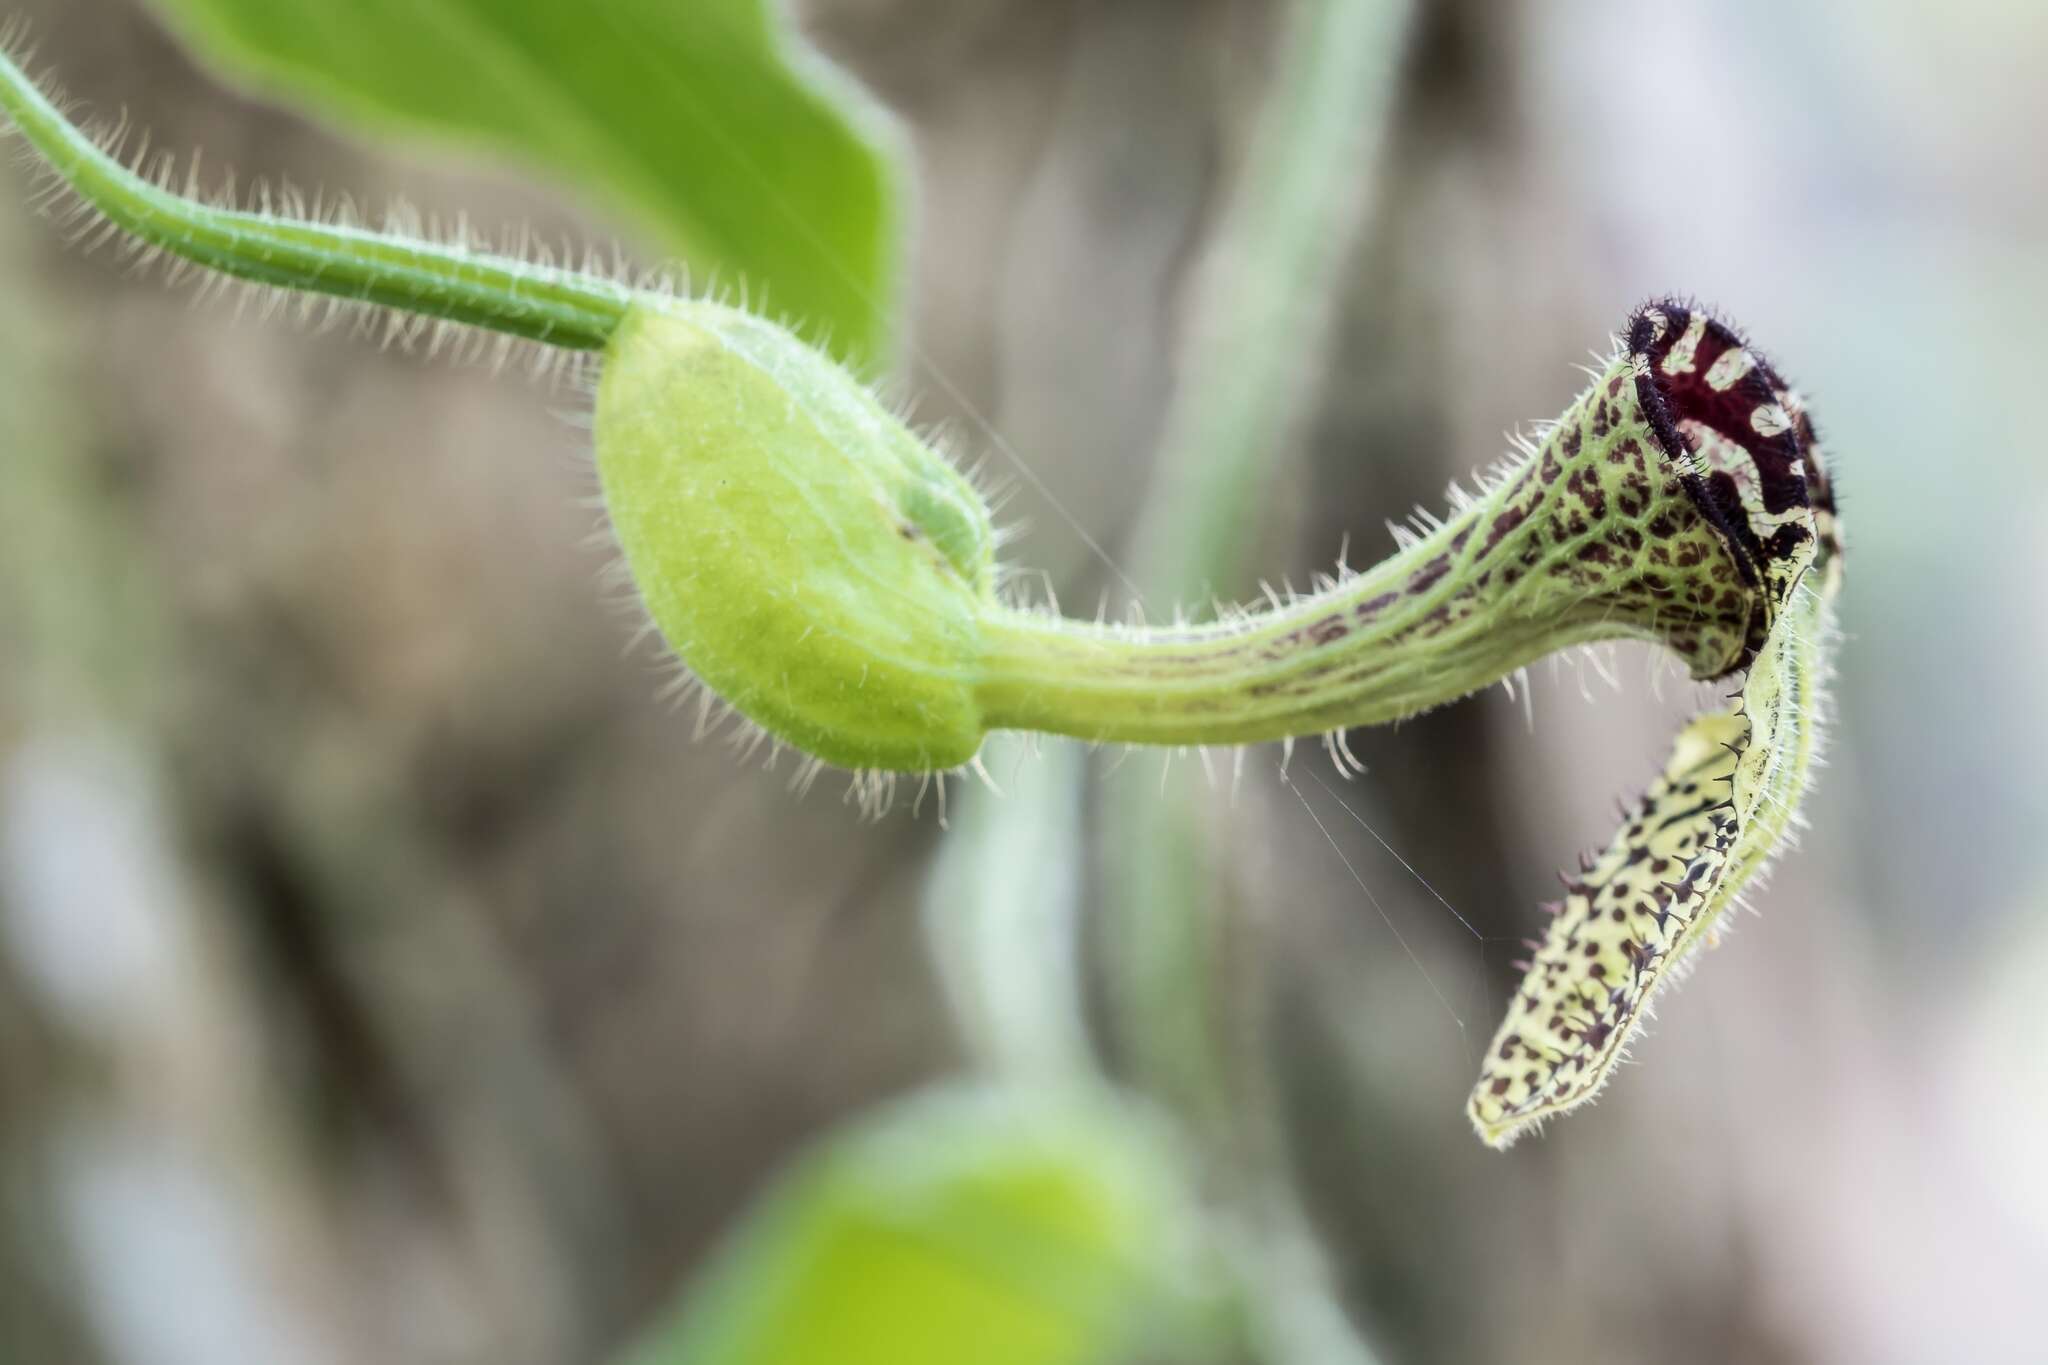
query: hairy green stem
976 527 1611 747
974 376 1752 751
0 46 627 349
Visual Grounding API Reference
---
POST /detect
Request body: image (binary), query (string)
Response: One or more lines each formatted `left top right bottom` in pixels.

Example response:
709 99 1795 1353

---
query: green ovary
597 302 997 771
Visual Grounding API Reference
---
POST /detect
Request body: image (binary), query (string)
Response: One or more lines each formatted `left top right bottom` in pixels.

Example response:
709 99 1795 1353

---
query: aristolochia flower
0 34 1843 1142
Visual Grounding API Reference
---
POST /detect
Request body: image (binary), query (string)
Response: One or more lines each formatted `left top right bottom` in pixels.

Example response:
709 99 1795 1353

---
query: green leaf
620 1086 1207 1365
141 0 903 368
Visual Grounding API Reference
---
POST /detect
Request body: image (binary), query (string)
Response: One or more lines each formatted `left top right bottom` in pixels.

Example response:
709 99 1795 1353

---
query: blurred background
2 0 2045 1362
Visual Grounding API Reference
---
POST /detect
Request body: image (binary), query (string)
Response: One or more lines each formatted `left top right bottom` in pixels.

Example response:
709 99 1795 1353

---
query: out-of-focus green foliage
621 1086 1205 1365
141 0 903 368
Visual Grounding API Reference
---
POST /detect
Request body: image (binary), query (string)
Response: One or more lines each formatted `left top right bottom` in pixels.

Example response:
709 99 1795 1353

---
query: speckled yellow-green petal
1465 302 1842 1149
595 302 997 770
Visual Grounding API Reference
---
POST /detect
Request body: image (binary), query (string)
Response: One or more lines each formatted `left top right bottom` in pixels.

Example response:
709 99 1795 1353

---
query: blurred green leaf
621 1086 1205 1365
141 0 903 367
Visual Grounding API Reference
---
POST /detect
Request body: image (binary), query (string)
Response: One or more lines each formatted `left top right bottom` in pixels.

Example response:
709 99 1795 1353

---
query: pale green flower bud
597 302 997 771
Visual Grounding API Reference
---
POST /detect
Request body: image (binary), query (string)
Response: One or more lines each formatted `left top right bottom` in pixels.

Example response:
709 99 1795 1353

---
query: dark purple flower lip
1626 299 1839 599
